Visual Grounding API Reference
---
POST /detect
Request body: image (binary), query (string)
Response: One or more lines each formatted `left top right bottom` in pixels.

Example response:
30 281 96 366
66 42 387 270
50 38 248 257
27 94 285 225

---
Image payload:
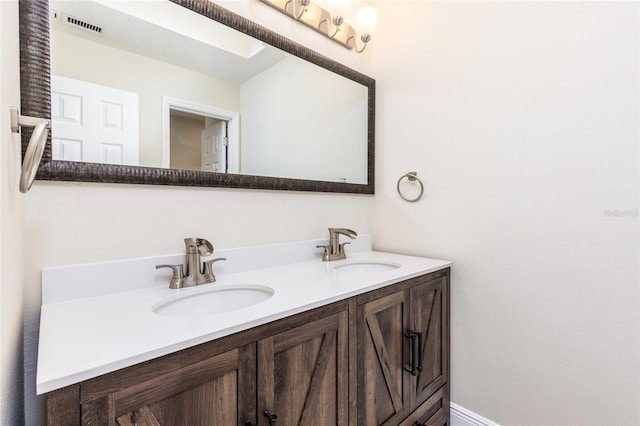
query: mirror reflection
49 0 369 184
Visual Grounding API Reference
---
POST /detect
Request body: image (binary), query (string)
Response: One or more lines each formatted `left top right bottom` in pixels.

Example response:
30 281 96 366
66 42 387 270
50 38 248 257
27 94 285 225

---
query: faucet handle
203 257 227 278
156 264 184 289
338 242 351 254
316 245 329 259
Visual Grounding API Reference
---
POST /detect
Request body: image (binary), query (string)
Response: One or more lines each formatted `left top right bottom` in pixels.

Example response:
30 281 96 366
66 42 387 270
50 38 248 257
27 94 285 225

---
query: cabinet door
357 290 409 426
81 344 256 426
257 309 349 425
399 385 449 426
409 274 449 407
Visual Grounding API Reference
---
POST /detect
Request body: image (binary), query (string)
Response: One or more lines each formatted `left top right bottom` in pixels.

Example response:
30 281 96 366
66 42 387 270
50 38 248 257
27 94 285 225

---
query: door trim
161 96 239 172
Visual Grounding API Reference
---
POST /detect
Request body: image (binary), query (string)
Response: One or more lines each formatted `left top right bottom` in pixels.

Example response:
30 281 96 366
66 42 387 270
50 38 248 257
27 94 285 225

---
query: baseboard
450 403 500 426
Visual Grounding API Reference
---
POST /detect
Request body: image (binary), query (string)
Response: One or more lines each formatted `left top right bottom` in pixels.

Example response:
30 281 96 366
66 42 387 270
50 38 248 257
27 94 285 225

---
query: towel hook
10 107 50 193
396 171 424 202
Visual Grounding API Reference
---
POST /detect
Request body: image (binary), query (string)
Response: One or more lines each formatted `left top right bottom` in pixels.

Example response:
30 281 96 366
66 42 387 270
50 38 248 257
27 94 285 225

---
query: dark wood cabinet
356 289 410 425
46 269 449 426
398 385 449 426
258 309 349 425
67 330 258 426
82 344 256 426
409 273 449 410
355 270 449 426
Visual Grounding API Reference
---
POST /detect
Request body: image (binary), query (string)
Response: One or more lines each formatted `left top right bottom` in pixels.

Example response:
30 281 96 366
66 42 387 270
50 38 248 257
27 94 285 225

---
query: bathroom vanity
39 238 450 425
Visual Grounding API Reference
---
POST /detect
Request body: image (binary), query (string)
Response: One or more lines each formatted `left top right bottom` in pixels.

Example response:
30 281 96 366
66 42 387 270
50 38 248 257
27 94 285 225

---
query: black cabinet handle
405 331 423 376
245 422 256 426
416 331 423 373
264 410 278 426
405 332 417 375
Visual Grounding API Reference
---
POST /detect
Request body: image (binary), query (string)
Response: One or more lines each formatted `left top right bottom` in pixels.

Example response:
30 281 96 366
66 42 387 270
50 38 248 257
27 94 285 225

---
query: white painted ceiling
49 0 288 83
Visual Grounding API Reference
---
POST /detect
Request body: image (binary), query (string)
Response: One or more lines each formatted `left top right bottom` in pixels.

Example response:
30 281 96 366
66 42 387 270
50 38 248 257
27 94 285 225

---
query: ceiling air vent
63 14 103 35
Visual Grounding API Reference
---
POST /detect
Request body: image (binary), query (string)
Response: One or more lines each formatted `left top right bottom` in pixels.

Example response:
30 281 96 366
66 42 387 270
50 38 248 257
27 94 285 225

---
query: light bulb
356 6 378 37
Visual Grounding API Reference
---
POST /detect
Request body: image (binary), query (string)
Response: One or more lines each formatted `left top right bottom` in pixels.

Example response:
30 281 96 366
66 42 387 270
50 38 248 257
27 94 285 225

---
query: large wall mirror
19 0 375 193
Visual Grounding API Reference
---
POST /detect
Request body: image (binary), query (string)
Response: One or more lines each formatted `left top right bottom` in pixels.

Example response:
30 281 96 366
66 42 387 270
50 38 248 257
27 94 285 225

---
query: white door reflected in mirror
51 75 139 166
201 121 225 173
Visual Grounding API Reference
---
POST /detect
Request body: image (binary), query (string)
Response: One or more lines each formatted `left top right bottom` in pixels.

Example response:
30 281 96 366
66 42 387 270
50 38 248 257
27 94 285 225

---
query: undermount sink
333 260 401 273
153 285 274 317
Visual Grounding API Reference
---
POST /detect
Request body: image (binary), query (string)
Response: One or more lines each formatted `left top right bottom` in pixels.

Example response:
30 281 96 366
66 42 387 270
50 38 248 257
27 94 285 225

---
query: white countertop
37 238 451 394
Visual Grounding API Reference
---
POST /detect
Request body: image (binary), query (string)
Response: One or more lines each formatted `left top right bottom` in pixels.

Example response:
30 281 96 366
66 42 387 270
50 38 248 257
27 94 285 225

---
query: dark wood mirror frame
19 0 375 194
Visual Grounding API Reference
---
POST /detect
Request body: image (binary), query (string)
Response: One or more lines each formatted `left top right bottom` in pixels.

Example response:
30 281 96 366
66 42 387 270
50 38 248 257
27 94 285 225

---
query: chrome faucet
156 238 226 289
317 228 357 261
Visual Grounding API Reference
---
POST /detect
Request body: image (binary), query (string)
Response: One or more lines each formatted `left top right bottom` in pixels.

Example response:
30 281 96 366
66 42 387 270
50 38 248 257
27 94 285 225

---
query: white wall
372 1 639 425
21 1 375 424
0 0 24 424
240 56 368 183
51 30 240 168
169 114 204 170
10 1 639 425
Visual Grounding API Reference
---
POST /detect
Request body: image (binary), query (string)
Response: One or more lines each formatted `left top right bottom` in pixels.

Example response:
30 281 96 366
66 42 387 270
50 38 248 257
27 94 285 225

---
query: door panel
410 276 449 406
358 291 409 426
81 345 255 426
202 121 225 172
51 75 139 166
258 310 348 425
116 373 238 425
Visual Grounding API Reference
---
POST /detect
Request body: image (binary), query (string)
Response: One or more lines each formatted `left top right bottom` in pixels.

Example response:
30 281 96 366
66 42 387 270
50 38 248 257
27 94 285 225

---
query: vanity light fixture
260 0 377 53
292 0 311 19
327 0 350 37
352 6 378 53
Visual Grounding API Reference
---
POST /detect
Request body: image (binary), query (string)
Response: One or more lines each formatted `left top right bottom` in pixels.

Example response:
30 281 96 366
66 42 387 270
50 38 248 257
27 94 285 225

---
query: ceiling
49 0 288 84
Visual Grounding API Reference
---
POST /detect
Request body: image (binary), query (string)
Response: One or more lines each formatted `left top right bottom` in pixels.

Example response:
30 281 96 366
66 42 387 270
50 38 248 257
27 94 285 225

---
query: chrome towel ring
396 171 424 202
10 107 50 193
